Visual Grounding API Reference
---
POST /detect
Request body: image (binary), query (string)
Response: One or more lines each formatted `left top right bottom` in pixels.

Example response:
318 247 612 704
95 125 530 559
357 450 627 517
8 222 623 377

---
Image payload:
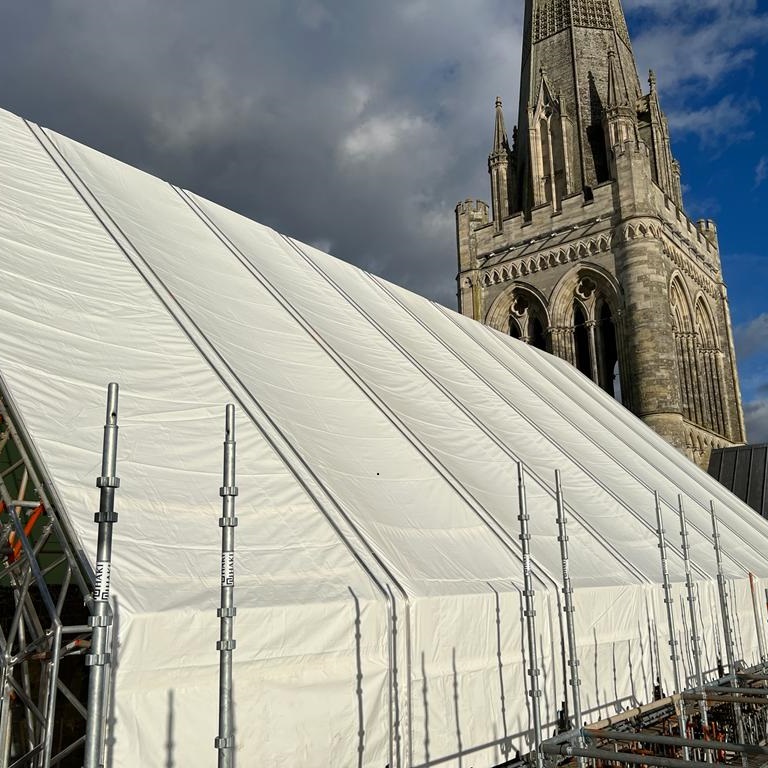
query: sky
0 0 766 441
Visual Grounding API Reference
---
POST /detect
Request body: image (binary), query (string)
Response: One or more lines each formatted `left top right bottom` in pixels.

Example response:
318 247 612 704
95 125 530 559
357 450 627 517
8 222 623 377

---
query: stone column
561 327 577 367
715 353 731 438
684 333 701 425
615 222 686 449
586 320 600 386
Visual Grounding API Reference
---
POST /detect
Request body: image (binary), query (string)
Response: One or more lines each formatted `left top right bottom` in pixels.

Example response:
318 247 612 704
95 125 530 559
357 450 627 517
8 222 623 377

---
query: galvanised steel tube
748 573 766 661
710 500 746 762
542 740 725 768
678 495 709 732
517 463 543 768
215 404 238 768
681 692 768 705
654 493 689 760
587 728 768 756
83 383 120 768
554 470 584 767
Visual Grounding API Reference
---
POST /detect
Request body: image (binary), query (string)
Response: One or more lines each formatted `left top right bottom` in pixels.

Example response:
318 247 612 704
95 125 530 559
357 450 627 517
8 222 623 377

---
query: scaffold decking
1 104 768 767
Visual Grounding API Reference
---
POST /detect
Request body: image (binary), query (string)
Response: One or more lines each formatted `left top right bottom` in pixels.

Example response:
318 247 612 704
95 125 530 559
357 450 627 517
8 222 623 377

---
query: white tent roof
1 105 767 767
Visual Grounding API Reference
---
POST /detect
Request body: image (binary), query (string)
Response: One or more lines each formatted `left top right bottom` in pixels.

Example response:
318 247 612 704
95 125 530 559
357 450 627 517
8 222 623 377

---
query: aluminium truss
0 383 95 768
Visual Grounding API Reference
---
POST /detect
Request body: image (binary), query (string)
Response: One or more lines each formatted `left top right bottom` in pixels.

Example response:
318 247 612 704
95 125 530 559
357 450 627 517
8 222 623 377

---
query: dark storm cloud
745 399 768 443
0 1 764 310
0 0 523 307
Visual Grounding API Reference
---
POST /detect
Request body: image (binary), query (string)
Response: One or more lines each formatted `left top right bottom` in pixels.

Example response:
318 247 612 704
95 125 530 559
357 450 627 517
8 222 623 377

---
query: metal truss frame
0 385 94 768
541 662 768 767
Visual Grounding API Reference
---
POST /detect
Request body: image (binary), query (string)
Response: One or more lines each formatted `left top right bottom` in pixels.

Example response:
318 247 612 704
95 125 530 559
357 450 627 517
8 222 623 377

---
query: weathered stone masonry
455 0 746 467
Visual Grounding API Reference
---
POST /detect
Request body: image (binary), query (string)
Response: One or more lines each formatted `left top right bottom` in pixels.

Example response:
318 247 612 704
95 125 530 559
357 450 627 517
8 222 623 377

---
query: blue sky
0 0 765 440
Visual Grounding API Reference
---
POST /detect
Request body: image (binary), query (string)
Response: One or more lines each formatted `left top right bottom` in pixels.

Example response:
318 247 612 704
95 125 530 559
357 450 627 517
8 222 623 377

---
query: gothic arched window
508 290 550 351
669 278 696 424
550 268 624 403
530 76 570 210
695 300 726 436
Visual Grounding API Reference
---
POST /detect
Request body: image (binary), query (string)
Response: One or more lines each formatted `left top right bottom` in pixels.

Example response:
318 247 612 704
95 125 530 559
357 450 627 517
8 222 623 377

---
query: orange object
6 503 44 563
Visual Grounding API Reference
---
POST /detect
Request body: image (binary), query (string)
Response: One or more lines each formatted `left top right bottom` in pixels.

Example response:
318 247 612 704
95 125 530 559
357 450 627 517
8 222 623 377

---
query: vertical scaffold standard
83 383 121 768
215 404 238 767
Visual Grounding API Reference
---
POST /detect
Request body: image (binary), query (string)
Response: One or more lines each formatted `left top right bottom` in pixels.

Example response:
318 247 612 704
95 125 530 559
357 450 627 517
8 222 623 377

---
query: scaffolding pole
517 463 543 768
748 573 766 661
710 500 747 764
586 727 768 757
678 495 709 732
83 383 121 768
654 492 689 760
554 470 584 767
215 404 238 767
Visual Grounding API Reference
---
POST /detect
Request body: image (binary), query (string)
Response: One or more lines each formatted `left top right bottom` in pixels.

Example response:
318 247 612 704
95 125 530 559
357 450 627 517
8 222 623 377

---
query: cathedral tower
455 0 746 467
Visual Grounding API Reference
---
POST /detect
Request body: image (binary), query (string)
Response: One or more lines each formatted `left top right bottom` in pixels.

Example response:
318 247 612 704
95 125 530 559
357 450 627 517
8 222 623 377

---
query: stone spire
606 50 627 109
604 50 639 152
516 0 643 212
492 96 508 152
488 97 515 229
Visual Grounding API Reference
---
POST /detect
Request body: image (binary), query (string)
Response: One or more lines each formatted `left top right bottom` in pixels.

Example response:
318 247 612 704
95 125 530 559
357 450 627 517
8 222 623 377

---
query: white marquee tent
1 105 767 767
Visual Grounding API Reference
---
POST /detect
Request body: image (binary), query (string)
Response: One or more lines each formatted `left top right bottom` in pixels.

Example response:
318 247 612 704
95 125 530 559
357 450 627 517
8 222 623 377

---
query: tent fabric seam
277 234 556 588
445 305 762 576
178 187 537 591
503 332 768 569
365 272 650 584
28 120 399 605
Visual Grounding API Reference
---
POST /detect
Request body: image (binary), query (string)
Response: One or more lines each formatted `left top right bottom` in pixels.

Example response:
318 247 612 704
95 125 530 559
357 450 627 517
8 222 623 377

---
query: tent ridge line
24 119 398 609
26 118 412 768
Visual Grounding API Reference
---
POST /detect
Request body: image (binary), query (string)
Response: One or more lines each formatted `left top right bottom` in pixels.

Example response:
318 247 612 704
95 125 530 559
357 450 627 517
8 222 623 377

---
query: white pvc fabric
0 106 767 767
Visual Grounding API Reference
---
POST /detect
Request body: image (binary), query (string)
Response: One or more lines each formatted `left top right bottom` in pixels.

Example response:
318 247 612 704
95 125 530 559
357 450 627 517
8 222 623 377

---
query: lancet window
670 278 727 436
670 279 696 423
547 270 624 403
530 78 570 210
695 300 726 436
568 278 621 399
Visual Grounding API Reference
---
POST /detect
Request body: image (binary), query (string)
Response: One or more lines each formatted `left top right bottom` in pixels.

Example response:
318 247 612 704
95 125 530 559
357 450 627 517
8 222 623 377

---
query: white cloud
755 156 768 188
666 95 760 146
735 314 768 360
340 113 431 163
628 1 768 91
